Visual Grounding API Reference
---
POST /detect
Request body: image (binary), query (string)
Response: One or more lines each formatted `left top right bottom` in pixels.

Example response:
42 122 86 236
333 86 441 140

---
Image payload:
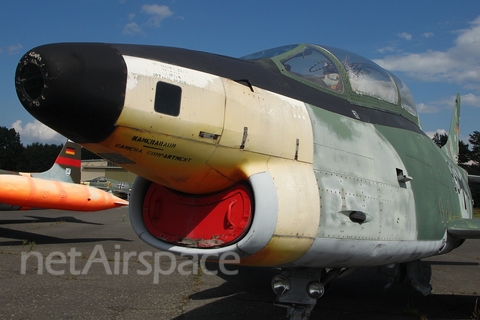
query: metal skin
14 43 479 316
0 174 129 211
82 176 130 199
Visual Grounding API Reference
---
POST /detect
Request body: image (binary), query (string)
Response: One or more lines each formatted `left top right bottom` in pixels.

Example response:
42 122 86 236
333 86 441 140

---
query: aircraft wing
447 219 480 239
469 175 480 183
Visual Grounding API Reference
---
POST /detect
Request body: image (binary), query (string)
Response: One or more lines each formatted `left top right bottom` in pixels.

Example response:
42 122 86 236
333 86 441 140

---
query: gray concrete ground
0 207 479 319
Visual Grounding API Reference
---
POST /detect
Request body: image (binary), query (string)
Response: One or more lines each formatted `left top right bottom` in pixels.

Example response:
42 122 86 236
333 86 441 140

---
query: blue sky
0 1 479 145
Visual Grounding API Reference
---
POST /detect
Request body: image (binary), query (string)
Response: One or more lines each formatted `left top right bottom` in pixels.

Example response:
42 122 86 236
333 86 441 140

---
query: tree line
432 131 480 170
433 131 480 207
0 126 100 172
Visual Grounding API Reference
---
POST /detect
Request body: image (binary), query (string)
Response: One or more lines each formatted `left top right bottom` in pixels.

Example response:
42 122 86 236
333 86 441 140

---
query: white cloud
425 128 447 139
123 21 143 35
398 32 412 40
123 13 144 35
414 93 479 116
8 43 23 55
374 15 480 89
11 120 65 144
377 45 397 54
416 102 440 114
123 5 174 35
416 95 462 114
461 93 480 108
141 4 173 27
422 32 434 38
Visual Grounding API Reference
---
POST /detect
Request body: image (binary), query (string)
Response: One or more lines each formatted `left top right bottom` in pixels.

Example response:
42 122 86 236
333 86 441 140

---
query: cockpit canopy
241 44 418 123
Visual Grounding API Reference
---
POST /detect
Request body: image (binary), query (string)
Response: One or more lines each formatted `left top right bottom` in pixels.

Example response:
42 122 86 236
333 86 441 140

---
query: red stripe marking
55 156 81 167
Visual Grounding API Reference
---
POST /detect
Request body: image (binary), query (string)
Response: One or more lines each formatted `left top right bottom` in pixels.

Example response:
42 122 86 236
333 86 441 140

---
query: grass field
474 207 480 218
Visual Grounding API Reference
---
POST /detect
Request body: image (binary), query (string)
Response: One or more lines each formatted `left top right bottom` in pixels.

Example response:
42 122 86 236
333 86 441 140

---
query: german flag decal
65 147 75 156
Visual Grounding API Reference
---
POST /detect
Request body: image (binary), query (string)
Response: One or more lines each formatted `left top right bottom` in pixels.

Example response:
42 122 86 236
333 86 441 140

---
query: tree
431 132 471 164
431 131 480 207
0 126 24 171
432 132 448 148
466 131 480 208
458 140 471 165
81 147 102 160
469 131 480 165
21 142 62 172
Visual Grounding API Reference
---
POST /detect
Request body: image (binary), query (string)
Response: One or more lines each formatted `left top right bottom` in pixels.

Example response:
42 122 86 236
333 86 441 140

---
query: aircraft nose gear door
272 268 344 320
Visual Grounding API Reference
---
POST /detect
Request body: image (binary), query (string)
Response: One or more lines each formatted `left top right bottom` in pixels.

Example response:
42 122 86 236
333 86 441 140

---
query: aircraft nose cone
15 43 127 143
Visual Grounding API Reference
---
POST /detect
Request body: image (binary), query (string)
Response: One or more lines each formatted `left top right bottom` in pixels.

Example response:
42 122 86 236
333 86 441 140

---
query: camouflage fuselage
15 43 473 268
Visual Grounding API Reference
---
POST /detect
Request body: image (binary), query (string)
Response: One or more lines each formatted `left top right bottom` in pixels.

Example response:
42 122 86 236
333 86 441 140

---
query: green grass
474 207 480 219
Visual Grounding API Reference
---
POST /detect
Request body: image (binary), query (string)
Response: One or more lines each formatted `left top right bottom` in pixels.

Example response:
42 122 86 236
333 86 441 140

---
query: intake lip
15 43 127 143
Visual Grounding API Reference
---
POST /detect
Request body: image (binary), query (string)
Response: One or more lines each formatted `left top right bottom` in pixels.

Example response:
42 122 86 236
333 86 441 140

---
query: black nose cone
15 43 127 143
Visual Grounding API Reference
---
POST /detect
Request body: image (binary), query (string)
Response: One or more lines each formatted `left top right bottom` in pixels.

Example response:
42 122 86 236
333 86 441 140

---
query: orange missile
0 175 128 211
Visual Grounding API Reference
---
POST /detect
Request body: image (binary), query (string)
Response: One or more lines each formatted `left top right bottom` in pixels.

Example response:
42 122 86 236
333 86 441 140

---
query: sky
0 1 479 145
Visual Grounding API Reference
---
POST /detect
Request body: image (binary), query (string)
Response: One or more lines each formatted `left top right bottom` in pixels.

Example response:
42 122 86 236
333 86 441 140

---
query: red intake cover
142 183 253 248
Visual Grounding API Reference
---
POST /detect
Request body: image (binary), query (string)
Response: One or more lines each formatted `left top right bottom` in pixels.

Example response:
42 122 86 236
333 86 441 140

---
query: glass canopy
241 44 417 118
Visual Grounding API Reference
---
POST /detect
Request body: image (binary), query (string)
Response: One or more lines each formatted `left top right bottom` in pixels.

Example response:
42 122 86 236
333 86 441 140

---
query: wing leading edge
448 219 480 239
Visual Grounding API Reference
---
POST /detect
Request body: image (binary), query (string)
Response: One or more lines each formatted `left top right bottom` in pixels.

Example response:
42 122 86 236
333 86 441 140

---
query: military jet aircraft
0 140 128 211
82 176 130 200
14 42 480 319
